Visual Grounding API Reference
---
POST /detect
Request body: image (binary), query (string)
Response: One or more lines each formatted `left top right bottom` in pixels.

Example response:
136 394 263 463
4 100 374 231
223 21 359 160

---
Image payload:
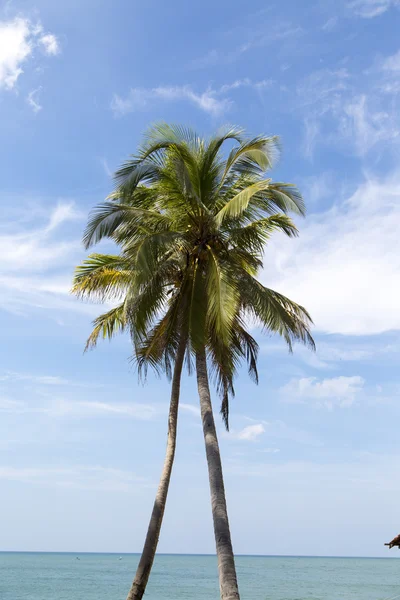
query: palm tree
75 123 314 600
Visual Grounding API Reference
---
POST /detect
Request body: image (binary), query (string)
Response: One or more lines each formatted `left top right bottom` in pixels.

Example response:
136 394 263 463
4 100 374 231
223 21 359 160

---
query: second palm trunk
126 336 186 600
196 348 240 600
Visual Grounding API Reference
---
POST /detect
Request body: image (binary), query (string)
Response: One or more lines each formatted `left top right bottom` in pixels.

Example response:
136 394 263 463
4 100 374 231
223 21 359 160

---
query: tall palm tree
72 253 258 600
75 123 314 600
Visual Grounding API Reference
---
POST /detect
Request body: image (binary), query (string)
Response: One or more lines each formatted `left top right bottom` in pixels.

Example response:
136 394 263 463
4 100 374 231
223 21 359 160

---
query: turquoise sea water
1 553 400 600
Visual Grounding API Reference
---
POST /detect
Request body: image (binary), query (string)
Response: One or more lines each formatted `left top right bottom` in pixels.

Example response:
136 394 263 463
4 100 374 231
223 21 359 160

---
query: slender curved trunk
195 348 240 600
126 335 186 600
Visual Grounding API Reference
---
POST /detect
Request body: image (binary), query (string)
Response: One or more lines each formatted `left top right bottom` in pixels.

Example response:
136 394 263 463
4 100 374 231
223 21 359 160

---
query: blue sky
1 0 400 557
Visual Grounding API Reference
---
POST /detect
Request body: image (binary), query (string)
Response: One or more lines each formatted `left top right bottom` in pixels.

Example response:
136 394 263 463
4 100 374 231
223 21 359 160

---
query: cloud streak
111 79 273 117
0 201 100 316
348 0 400 18
0 464 150 491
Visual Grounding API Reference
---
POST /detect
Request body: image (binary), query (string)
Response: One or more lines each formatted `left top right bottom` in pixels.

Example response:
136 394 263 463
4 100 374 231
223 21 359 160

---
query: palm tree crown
73 123 314 427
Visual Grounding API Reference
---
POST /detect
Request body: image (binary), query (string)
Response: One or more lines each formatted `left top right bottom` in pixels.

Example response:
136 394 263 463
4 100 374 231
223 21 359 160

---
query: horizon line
0 551 398 559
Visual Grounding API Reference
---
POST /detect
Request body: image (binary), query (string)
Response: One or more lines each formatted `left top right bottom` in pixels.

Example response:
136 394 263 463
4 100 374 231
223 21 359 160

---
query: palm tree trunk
195 348 240 600
126 336 186 600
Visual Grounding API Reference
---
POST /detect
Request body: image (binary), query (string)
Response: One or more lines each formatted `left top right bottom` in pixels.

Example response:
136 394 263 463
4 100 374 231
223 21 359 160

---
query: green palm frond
72 254 133 302
220 136 280 186
229 214 298 255
83 203 170 249
215 179 272 225
85 303 127 351
238 272 315 352
206 248 239 346
261 183 306 216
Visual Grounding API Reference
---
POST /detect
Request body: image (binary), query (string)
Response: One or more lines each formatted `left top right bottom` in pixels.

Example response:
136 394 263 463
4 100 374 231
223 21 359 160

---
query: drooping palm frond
84 303 127 351
237 272 315 352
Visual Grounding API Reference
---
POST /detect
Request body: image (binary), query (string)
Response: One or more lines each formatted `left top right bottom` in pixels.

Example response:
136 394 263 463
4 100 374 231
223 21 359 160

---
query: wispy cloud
43 399 157 420
0 394 158 420
39 32 60 56
0 16 60 91
0 372 69 385
111 85 231 117
100 157 113 178
300 171 335 205
297 63 400 157
348 0 400 18
0 201 94 315
342 94 400 155
281 375 365 409
191 20 303 69
0 371 105 388
0 464 151 491
180 403 200 417
302 118 320 160
261 338 380 370
27 87 42 113
322 17 338 31
111 78 273 118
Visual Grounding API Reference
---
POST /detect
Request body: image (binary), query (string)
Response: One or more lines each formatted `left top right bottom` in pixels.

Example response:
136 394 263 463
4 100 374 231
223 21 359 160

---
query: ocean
1 553 399 600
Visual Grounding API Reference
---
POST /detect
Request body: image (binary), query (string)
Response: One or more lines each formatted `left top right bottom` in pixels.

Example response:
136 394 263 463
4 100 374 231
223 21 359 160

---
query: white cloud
226 423 265 441
341 95 399 155
261 172 400 335
45 202 82 233
27 87 42 113
0 17 31 89
39 33 60 56
111 78 272 118
281 375 365 409
381 49 400 72
349 0 400 18
0 17 59 90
